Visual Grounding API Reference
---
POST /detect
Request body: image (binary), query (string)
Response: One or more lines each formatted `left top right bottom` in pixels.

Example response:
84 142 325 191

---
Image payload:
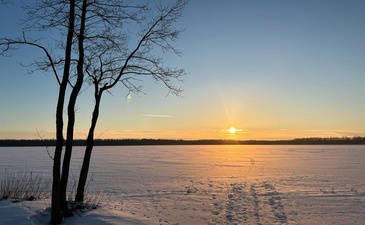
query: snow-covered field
1 145 365 224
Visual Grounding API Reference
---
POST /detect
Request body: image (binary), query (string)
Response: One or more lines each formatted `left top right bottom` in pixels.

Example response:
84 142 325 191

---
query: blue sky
1 0 365 140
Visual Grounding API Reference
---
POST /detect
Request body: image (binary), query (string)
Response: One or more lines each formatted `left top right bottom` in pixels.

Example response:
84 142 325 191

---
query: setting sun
229 127 237 134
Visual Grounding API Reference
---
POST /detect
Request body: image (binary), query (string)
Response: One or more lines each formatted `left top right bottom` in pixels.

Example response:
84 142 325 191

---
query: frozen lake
1 145 365 224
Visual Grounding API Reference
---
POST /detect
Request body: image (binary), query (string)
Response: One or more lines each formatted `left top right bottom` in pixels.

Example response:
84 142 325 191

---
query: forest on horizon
1 137 365 146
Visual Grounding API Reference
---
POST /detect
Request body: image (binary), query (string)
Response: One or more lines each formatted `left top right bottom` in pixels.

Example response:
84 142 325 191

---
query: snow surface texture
1 145 365 224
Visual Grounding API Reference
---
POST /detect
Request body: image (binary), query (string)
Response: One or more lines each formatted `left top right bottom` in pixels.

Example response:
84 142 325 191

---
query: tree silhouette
1 0 188 223
74 0 187 202
1 1 76 222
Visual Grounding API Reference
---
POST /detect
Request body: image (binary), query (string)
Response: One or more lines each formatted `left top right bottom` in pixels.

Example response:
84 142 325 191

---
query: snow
0 199 150 225
1 145 365 224
0 199 35 225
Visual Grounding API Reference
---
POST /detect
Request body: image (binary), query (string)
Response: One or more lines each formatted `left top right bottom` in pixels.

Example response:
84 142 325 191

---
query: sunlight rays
216 82 246 139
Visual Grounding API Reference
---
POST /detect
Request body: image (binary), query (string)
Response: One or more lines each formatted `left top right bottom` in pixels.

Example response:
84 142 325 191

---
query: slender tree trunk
51 101 64 224
51 1 75 224
75 91 102 202
59 64 84 216
59 0 87 216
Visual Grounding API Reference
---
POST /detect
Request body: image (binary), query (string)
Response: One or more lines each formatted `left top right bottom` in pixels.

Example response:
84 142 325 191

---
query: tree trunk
59 72 83 216
75 91 102 202
51 119 63 224
51 1 75 224
59 0 87 216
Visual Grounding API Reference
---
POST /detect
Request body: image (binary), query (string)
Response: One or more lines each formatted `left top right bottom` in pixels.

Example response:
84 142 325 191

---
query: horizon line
0 136 365 141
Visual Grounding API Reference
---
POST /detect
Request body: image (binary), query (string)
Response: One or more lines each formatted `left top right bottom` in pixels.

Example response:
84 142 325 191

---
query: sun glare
220 127 245 138
229 127 237 134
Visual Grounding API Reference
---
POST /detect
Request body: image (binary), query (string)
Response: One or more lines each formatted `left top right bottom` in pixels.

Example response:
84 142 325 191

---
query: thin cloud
142 114 174 118
303 129 365 137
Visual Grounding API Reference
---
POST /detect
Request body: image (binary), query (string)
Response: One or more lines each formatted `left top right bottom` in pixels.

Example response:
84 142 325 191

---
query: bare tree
53 1 76 221
74 0 188 202
1 0 76 223
1 0 188 223
59 0 86 217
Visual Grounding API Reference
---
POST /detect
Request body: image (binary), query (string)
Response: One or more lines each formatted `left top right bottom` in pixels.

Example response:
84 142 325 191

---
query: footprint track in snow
210 181 293 225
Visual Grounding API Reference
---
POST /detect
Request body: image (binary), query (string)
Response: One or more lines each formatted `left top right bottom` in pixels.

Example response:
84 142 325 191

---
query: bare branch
95 0 188 94
0 37 61 85
35 129 54 160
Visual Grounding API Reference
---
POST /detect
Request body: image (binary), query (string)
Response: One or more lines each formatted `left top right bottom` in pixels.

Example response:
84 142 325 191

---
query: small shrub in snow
0 169 51 200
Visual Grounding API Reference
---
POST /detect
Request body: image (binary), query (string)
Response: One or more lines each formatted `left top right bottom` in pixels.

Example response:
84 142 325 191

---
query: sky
1 0 365 140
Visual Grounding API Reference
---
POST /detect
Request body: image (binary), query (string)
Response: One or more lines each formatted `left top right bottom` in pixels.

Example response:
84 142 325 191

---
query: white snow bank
0 199 148 225
0 199 35 225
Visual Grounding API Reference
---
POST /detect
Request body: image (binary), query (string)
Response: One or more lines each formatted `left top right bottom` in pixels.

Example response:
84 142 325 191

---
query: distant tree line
1 137 365 147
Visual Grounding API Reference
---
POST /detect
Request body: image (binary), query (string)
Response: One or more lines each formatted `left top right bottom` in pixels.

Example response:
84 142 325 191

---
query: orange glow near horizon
216 127 246 140
3 127 363 141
